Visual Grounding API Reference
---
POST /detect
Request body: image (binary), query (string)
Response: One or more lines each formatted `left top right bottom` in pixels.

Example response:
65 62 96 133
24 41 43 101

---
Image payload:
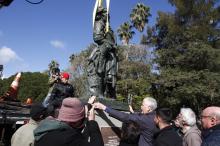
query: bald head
201 106 220 129
203 106 220 120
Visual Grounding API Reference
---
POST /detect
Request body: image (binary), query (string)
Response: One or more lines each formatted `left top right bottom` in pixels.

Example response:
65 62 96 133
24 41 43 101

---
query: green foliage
149 0 220 114
117 22 135 45
68 43 95 98
130 3 151 32
117 3 152 45
151 69 220 113
0 77 12 96
140 26 156 45
116 45 152 105
0 72 48 103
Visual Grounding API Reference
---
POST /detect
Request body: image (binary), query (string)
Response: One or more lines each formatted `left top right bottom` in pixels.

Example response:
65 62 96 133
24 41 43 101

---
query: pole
0 65 3 79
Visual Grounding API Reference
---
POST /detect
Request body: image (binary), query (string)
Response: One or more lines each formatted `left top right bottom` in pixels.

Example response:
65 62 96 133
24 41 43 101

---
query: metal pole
0 65 3 79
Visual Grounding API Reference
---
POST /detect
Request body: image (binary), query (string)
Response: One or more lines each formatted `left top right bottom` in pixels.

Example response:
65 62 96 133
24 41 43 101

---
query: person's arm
129 105 134 113
83 104 104 146
49 84 63 108
83 120 104 146
48 74 60 86
94 102 141 123
85 96 96 118
47 84 58 104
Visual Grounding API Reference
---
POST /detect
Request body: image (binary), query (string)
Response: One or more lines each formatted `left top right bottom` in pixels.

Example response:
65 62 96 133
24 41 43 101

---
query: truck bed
0 101 31 124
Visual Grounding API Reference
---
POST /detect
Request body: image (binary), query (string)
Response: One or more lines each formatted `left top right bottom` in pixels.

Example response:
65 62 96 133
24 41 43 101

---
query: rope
25 0 44 4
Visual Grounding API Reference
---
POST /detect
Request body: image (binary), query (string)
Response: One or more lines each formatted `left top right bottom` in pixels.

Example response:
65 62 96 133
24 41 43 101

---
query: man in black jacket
47 72 74 115
153 108 182 146
94 97 158 146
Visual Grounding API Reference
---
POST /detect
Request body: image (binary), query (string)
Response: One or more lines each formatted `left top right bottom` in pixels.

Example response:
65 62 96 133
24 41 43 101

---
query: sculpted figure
87 6 117 99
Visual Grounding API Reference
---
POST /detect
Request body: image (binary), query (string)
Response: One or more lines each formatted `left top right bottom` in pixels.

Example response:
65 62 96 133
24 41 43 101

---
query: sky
0 0 175 78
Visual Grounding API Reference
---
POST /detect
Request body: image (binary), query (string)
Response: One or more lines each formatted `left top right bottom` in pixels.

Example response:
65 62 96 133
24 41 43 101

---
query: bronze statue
87 6 117 99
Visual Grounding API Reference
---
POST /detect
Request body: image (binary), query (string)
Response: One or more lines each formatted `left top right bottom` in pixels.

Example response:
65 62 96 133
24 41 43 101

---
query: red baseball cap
61 72 70 80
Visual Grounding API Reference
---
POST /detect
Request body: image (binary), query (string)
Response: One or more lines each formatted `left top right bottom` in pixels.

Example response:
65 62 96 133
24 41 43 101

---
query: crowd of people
9 72 220 146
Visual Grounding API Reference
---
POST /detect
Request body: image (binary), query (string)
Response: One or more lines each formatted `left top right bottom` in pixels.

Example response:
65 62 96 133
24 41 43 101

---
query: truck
0 72 31 146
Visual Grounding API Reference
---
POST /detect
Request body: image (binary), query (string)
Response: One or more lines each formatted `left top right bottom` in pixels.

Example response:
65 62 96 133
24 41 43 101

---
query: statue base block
80 97 130 146
80 97 129 111
95 110 127 146
98 98 129 111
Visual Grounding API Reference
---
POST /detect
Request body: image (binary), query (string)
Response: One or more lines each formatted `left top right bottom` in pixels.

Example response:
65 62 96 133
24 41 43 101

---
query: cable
24 0 44 4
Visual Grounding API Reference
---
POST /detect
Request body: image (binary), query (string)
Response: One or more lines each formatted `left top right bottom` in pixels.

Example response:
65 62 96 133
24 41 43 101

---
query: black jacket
201 124 220 146
105 108 157 146
49 82 74 107
119 141 138 146
153 126 182 146
34 120 104 146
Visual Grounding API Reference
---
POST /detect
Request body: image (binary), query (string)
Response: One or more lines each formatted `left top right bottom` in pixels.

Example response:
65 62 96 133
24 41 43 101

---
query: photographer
42 68 61 107
47 72 75 117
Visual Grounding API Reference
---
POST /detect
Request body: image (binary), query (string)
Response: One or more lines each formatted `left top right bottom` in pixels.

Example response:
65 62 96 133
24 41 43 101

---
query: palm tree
117 22 135 45
130 3 151 32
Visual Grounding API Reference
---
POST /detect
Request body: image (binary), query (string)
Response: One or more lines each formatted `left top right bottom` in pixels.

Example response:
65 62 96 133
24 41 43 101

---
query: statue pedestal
80 97 129 111
80 97 129 146
98 98 129 111
95 110 129 146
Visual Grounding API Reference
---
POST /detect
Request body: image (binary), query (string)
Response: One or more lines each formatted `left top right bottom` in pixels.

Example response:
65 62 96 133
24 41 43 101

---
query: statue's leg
97 46 108 74
88 74 105 98
105 77 116 99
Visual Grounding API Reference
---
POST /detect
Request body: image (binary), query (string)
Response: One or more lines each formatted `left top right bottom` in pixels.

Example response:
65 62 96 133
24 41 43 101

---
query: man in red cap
47 72 75 116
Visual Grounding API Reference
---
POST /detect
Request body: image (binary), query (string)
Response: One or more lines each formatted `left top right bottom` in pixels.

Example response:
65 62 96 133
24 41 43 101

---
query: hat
61 72 69 80
58 98 85 122
30 103 47 119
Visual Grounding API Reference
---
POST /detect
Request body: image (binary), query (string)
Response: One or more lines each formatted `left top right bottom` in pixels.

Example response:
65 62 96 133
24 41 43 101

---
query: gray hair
143 97 157 111
180 108 196 126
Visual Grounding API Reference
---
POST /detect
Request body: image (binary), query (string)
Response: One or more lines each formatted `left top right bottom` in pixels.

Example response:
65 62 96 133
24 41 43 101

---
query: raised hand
94 102 107 111
88 96 96 104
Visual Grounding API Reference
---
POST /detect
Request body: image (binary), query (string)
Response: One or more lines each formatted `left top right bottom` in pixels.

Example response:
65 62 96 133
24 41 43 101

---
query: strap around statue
93 0 110 33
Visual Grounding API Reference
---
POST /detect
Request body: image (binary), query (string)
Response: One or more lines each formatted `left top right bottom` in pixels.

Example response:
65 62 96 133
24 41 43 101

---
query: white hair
180 108 196 126
143 97 157 111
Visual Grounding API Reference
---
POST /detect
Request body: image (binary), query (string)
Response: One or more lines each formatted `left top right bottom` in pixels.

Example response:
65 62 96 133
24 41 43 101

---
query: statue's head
95 6 109 22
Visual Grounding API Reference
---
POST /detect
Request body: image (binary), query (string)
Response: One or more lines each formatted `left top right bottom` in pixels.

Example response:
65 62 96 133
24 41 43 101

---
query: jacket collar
28 118 38 125
202 124 220 138
34 119 72 142
184 125 201 137
154 125 173 138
